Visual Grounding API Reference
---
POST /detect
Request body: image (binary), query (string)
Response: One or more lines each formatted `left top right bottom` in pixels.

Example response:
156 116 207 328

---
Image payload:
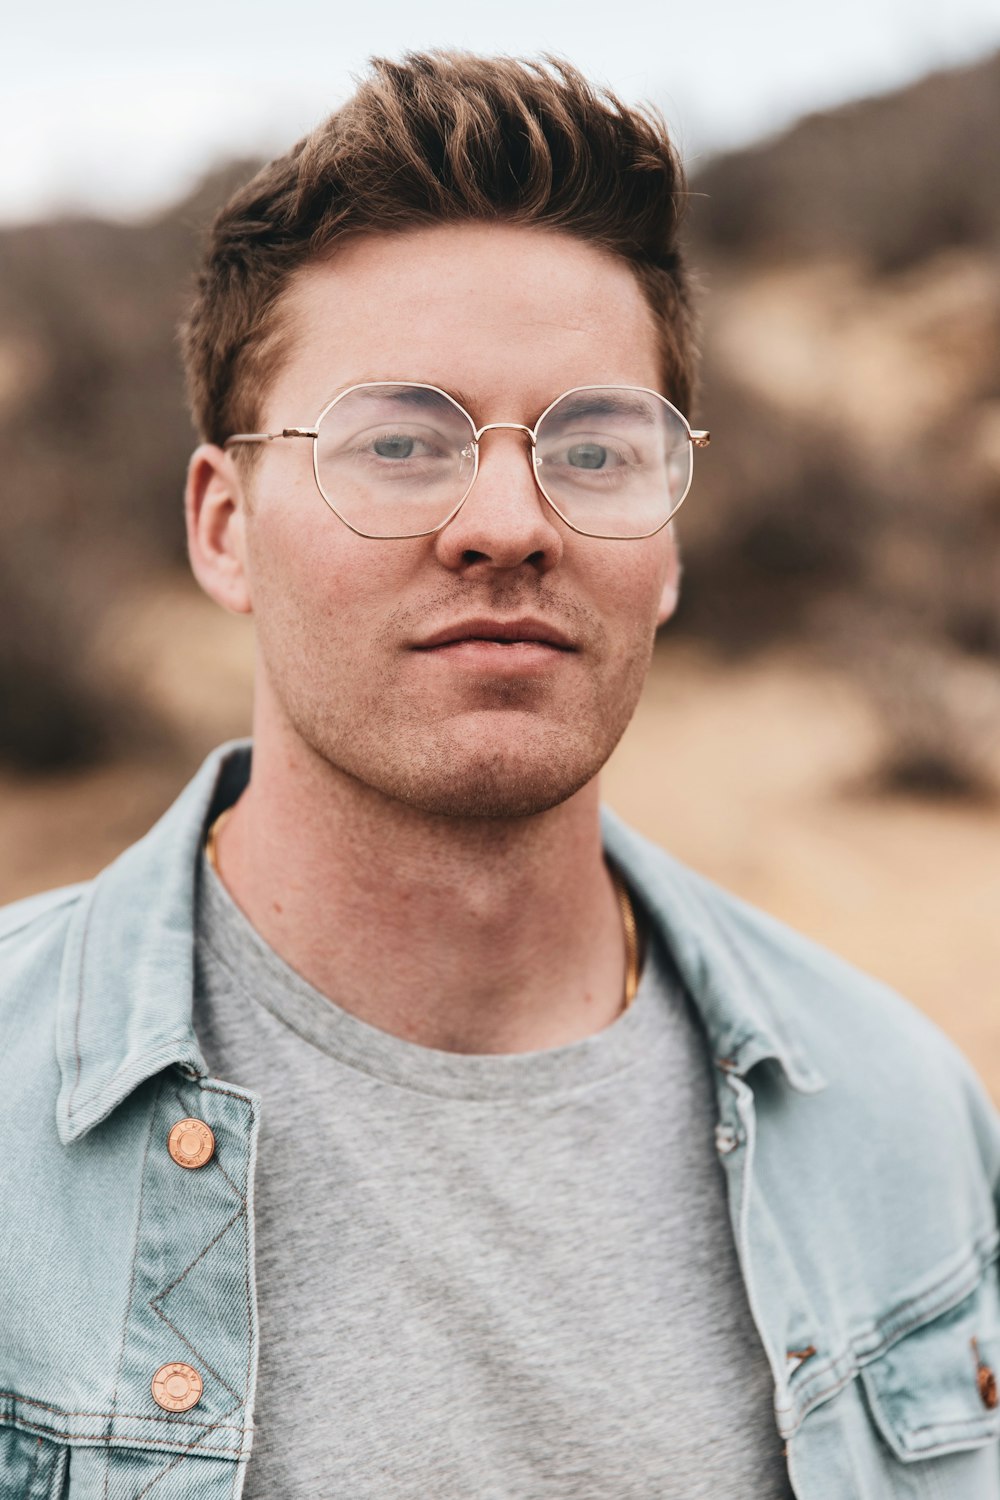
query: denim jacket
2 739 1000 1499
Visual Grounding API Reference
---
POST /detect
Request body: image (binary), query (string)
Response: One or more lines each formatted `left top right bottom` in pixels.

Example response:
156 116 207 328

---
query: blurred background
2 0 999 1091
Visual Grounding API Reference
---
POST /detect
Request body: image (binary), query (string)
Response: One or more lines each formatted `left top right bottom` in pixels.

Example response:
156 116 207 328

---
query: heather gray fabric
192 849 794 1499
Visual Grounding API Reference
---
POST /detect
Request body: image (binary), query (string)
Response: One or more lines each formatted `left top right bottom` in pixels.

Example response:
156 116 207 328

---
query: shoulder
0 880 88 974
0 881 87 945
604 807 1000 1176
0 881 88 982
0 882 88 1052
702 867 990 1106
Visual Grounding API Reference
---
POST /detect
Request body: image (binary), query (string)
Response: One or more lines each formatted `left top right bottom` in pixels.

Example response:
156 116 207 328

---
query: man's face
237 221 680 819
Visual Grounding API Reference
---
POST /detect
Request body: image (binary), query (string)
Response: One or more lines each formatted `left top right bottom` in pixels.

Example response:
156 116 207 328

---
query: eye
372 434 418 460
567 442 610 470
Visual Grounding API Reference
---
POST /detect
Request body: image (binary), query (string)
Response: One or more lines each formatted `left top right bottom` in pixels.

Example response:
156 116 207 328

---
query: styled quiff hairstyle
181 51 698 447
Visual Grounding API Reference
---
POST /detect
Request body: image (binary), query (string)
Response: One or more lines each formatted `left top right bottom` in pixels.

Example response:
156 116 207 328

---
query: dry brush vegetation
1 58 999 799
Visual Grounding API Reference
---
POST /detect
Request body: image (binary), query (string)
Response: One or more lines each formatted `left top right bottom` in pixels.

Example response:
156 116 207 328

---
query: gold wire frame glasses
223 381 710 541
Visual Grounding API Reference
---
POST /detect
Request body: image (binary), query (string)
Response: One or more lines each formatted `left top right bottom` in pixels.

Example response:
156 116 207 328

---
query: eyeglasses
223 381 710 540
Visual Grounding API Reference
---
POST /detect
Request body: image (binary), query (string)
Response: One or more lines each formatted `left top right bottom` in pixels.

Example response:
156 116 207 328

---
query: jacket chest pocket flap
860 1271 1000 1463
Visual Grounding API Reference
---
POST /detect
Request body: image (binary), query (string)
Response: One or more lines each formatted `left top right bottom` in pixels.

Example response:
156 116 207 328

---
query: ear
655 523 683 628
185 444 253 615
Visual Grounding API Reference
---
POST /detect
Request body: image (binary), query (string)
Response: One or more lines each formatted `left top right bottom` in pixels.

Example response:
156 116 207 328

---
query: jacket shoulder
604 808 1000 1167
703 869 969 1059
0 881 87 944
686 853 1000 1182
0 881 88 1025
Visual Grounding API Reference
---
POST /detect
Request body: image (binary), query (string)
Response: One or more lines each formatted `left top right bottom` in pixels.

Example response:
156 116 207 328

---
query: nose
432 427 565 575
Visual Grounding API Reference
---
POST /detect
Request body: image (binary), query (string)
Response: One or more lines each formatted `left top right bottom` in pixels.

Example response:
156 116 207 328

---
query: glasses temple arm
223 428 318 448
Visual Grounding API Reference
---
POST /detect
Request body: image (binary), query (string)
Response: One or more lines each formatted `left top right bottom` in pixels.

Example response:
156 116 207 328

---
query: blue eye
567 442 609 470
373 435 416 460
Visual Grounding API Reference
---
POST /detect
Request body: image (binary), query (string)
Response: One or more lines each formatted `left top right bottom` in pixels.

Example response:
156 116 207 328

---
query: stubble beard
255 567 660 824
290 644 654 823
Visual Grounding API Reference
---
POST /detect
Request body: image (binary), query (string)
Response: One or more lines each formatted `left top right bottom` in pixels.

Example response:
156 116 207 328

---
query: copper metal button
972 1337 998 1409
151 1362 203 1412
167 1118 215 1169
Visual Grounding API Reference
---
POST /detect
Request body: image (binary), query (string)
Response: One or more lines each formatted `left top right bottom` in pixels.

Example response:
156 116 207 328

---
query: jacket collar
600 808 828 1095
56 740 824 1144
55 741 250 1143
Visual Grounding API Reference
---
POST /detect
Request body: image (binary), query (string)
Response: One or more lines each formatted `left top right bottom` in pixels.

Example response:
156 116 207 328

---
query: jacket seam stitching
148 1195 247 1409
1 1393 249 1430
7 1412 249 1454
170 1083 247 1208
782 1238 1000 1425
211 1151 246 1207
152 1204 244 1306
67 888 95 1124
133 1399 247 1498
222 1089 257 1436
907 1415 1000 1435
103 1073 163 1498
25 1431 43 1495
177 1080 261 1454
853 1236 1000 1361
144 1084 254 1431
198 1080 260 1109
148 1302 243 1408
861 1376 998 1458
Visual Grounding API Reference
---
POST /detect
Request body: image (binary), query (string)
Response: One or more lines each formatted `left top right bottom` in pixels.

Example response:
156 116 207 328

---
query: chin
345 739 607 821
383 714 618 820
294 698 633 821
395 765 595 821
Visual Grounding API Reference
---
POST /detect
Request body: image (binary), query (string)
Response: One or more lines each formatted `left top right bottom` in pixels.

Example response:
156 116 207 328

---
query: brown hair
181 51 699 448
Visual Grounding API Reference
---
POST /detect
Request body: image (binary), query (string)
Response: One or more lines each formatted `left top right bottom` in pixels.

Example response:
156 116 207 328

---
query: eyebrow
315 382 659 428
319 381 480 417
543 394 657 426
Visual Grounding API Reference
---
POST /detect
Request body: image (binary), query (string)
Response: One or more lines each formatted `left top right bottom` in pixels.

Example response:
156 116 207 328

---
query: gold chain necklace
608 862 641 1011
204 811 641 1014
204 806 232 874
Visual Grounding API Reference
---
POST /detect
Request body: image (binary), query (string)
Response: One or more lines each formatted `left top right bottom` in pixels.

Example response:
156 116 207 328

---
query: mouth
413 618 577 652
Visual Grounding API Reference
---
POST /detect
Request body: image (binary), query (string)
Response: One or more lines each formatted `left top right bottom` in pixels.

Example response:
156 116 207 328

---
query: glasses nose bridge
472 419 537 446
455 418 551 533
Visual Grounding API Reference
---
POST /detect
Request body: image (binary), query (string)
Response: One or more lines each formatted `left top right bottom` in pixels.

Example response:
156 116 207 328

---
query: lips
414 618 576 650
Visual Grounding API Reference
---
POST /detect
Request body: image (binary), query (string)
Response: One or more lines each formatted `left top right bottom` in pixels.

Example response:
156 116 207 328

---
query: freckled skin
240 223 680 820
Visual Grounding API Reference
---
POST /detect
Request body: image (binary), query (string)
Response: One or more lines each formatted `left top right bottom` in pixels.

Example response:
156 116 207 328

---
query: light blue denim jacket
2 739 1000 1499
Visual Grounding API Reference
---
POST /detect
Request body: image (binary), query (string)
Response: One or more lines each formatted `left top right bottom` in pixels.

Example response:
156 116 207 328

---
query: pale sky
5 0 1000 224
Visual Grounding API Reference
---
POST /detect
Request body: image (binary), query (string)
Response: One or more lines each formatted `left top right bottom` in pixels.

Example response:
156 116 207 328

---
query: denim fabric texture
1 737 999 1498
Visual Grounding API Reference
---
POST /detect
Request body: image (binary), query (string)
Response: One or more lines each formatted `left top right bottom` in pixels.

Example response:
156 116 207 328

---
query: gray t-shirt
192 851 794 1499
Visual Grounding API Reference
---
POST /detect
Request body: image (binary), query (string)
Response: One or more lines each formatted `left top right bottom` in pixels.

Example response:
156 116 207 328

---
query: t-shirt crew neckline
196 848 680 1104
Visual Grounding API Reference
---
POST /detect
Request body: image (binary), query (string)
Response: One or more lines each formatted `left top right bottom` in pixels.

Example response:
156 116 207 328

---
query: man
2 51 999 1500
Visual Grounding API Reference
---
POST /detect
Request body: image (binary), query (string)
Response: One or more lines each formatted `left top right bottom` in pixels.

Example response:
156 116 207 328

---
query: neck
211 726 630 1054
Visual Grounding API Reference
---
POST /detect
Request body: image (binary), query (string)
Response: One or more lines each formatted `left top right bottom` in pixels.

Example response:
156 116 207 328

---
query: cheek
593 546 674 635
244 507 348 657
244 504 418 657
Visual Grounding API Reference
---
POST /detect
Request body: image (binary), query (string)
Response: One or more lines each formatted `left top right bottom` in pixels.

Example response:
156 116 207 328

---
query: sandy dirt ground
3 575 998 1099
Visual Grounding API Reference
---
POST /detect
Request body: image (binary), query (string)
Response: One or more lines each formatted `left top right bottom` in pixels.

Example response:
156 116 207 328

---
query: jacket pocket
859 1272 1000 1463
0 1426 69 1498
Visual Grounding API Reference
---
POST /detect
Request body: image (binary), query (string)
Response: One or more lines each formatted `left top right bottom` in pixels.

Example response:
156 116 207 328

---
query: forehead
267 222 663 422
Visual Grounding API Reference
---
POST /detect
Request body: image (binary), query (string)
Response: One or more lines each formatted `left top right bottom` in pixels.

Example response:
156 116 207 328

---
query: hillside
1 60 999 790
